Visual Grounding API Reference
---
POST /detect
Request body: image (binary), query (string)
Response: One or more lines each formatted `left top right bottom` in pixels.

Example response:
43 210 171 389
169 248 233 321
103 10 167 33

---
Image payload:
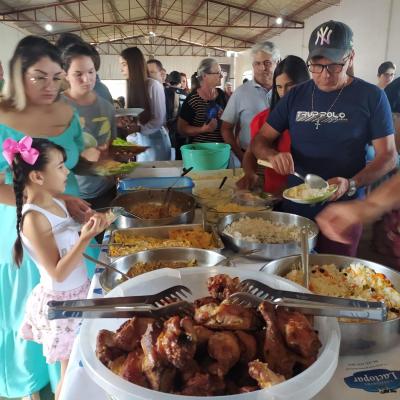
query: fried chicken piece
179 373 225 396
180 359 201 383
120 348 149 388
141 322 176 392
114 317 155 352
207 274 241 301
276 309 321 359
108 354 127 376
194 302 259 330
194 296 219 308
96 329 125 366
258 302 296 378
248 360 285 389
239 386 259 393
156 316 197 369
207 331 240 377
235 330 257 363
193 325 213 346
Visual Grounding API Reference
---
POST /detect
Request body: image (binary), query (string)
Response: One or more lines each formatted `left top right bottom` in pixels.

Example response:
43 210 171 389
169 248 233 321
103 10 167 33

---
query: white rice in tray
223 216 301 244
286 263 400 320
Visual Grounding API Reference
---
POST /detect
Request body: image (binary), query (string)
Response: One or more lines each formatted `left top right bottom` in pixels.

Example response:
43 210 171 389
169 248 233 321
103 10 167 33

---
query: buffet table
59 164 400 399
59 246 400 399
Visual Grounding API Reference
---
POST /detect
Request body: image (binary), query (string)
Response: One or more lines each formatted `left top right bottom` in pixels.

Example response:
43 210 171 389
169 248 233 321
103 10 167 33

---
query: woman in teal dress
0 36 99 399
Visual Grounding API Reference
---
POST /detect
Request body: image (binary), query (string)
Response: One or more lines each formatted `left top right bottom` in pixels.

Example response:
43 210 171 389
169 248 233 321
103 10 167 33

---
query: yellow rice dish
109 228 217 257
286 263 400 320
126 259 197 278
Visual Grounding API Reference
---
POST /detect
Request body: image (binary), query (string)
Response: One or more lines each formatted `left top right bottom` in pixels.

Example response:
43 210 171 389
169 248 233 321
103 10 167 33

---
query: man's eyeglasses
307 56 350 74
252 60 274 68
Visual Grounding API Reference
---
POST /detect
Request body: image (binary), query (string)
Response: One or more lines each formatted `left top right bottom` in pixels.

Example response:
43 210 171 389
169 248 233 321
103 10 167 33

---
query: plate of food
115 108 144 118
80 267 340 400
283 183 338 204
93 160 138 176
74 159 138 177
109 138 149 161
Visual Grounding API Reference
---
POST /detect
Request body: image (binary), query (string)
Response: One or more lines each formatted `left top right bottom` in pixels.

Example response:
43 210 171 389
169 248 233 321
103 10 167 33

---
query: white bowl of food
79 267 340 400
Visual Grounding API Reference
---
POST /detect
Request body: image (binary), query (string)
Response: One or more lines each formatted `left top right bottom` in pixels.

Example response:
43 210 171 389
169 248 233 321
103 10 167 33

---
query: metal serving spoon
257 159 328 190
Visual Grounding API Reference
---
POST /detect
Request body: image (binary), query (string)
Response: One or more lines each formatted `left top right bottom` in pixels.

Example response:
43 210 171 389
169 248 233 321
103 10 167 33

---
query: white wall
235 0 400 85
98 54 234 81
0 23 30 77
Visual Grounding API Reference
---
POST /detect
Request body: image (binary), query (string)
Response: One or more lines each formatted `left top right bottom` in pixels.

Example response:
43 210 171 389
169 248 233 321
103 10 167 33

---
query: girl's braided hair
11 138 66 266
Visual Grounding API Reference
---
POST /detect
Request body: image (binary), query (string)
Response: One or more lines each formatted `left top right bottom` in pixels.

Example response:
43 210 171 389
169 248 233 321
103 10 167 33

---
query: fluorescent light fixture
276 17 283 25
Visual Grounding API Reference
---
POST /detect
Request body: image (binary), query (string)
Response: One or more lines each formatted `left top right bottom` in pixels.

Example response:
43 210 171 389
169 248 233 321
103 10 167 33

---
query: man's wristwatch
347 179 357 197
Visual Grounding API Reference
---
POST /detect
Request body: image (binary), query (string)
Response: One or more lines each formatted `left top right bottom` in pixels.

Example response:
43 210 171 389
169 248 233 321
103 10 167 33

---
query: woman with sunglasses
0 36 99 399
252 21 397 257
178 58 227 143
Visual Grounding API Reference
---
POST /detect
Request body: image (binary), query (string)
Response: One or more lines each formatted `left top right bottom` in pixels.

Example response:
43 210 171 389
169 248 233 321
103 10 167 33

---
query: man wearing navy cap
252 20 397 256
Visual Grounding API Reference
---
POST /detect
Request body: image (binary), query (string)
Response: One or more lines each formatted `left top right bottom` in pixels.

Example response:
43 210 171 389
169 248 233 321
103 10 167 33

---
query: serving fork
234 279 387 321
47 285 193 320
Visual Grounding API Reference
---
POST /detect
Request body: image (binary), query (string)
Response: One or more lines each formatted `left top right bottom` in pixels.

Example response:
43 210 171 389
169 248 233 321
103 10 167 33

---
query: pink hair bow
2 136 40 166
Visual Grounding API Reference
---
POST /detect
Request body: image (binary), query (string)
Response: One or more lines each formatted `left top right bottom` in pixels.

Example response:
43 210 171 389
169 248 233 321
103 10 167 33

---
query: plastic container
188 168 243 181
181 142 231 171
234 190 276 208
117 176 194 194
80 266 340 400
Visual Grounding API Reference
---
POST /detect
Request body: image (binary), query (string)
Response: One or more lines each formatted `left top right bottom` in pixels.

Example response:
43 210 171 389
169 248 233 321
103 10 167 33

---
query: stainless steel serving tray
106 223 225 260
110 189 196 228
217 211 318 260
263 254 400 355
99 247 226 292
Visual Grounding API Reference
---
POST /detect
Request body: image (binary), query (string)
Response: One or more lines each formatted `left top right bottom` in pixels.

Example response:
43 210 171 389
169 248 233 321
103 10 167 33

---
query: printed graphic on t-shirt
296 110 348 129
79 116 112 146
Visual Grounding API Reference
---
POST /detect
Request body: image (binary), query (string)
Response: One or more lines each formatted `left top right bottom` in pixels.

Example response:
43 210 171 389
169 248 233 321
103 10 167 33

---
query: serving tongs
47 285 193 320
232 279 388 321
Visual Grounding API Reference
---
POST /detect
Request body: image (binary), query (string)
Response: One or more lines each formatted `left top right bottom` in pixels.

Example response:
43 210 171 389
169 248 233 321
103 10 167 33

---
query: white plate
79 267 340 400
283 184 338 204
115 108 144 118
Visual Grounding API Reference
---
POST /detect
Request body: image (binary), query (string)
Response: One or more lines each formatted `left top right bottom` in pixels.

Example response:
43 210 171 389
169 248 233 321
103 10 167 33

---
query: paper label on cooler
344 368 400 393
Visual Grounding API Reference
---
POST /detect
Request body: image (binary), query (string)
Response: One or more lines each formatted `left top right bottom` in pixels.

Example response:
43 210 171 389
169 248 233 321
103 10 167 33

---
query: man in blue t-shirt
252 20 397 256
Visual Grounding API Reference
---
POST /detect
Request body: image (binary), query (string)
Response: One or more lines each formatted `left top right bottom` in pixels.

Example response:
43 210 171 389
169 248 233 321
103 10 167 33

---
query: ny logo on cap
315 26 333 46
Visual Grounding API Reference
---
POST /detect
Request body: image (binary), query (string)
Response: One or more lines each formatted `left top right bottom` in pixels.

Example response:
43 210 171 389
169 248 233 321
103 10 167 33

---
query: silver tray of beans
100 247 226 292
263 254 400 355
217 211 318 260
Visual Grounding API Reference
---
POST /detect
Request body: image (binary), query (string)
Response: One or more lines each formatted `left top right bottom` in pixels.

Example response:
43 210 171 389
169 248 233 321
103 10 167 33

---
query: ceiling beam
247 0 321 43
45 19 255 50
204 0 258 46
0 0 304 28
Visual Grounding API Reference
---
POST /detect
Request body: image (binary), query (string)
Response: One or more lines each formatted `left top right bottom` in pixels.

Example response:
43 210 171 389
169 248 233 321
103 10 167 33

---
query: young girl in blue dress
3 136 108 399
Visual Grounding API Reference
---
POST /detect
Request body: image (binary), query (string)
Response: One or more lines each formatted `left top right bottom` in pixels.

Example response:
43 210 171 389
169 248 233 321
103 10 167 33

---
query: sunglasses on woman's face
26 72 65 89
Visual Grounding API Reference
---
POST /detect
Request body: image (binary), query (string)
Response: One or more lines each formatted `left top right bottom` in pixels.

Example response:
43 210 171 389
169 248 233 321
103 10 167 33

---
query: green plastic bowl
181 142 231 171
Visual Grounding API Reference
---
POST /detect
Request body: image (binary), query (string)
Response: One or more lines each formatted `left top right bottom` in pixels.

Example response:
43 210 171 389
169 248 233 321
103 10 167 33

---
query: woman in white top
3 137 108 399
119 47 170 161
